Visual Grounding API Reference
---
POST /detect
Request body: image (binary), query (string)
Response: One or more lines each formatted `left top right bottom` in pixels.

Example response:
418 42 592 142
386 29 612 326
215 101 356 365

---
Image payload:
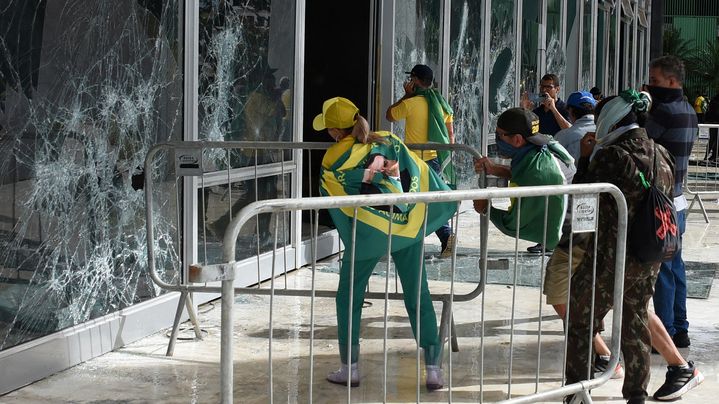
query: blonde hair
340 114 389 144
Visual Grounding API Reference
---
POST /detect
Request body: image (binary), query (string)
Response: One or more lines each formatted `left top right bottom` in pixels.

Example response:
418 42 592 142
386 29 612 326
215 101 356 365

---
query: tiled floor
2 201 719 403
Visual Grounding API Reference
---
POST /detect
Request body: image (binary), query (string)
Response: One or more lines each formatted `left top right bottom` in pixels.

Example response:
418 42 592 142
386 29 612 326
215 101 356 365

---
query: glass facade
0 1 183 350
581 0 593 89
194 0 296 263
546 0 566 92
0 0 655 391
488 0 516 128
449 0 485 187
392 0 442 139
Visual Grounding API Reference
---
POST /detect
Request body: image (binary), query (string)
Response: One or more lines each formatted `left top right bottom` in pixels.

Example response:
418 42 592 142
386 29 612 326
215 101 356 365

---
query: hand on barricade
474 157 500 177
473 199 488 214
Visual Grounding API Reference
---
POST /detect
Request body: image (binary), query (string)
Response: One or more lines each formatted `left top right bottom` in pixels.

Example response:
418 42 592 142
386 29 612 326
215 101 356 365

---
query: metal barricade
144 142 628 403
144 141 481 358
685 123 719 223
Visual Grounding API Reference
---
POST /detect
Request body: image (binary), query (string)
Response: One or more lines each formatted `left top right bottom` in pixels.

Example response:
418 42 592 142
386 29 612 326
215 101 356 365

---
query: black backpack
626 144 680 264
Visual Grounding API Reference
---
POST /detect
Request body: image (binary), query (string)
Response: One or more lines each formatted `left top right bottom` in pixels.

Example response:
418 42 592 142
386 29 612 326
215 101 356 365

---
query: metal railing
143 142 628 403
685 123 719 223
144 141 482 356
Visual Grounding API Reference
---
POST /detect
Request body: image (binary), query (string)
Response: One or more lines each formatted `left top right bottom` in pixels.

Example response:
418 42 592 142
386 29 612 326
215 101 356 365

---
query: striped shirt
645 87 698 198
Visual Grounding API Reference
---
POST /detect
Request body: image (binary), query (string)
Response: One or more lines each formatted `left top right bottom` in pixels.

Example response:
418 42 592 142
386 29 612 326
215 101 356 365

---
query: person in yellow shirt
386 64 456 257
694 93 707 123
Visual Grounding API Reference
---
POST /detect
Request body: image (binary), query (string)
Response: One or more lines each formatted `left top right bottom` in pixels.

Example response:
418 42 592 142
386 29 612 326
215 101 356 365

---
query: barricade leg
166 290 188 357
186 292 203 340
220 279 234 404
686 193 710 223
166 290 203 356
439 299 459 353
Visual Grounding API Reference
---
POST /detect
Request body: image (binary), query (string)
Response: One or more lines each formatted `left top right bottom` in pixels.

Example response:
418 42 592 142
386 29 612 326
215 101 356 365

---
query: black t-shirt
533 99 570 136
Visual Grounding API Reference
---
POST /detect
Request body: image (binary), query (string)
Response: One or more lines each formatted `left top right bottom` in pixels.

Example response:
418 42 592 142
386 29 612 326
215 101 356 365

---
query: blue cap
567 91 597 109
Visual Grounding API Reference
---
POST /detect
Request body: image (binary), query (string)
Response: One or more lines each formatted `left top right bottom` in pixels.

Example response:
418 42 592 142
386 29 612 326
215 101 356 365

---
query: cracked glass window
546 0 566 92
195 0 295 264
581 0 594 89
449 0 484 189
486 0 516 159
393 0 442 140
0 1 183 350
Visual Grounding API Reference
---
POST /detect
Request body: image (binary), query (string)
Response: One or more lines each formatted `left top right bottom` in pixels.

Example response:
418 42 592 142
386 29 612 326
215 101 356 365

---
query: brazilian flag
320 131 457 261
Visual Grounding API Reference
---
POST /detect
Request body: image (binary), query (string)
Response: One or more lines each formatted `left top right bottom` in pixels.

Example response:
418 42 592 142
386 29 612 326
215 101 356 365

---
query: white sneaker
326 363 360 387
426 365 444 391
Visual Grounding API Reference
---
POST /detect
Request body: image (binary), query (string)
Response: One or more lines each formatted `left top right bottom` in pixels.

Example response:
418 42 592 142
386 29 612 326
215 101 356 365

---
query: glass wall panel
487 0 516 138
595 9 607 92
194 0 296 261
449 0 484 188
521 0 540 95
607 8 618 95
0 1 183 350
546 0 566 83
198 173 292 263
393 0 442 138
486 0 516 161
581 0 593 89
197 0 296 167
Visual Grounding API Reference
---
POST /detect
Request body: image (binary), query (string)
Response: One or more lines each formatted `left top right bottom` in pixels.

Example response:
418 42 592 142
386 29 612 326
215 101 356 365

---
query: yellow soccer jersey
389 95 453 161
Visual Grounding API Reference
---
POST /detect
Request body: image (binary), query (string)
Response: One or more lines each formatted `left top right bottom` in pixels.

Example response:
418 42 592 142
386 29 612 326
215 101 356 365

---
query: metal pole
220 278 234 404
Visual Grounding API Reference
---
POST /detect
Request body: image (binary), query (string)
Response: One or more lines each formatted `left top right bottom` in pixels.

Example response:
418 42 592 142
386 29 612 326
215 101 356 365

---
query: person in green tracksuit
314 97 456 391
472 107 575 248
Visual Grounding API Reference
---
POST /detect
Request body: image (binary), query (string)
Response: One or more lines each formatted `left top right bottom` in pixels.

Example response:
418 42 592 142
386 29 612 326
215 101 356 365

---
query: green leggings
336 240 440 364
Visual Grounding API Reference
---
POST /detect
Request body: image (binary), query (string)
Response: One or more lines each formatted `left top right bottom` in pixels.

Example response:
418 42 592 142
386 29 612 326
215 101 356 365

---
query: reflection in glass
521 0 540 95
393 0 442 139
197 0 296 169
625 23 635 89
0 1 183 350
595 10 607 91
607 9 618 96
546 0 565 89
487 0 516 158
449 0 484 188
198 173 292 263
581 0 593 89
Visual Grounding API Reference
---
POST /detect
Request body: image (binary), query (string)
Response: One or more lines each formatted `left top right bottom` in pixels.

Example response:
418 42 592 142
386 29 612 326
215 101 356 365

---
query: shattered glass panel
595 10 607 90
393 0 442 139
521 0 540 96
607 9 618 95
197 0 295 169
449 0 484 189
0 1 183 350
581 0 593 89
624 22 634 89
198 173 292 264
546 0 566 90
194 0 296 265
487 0 516 158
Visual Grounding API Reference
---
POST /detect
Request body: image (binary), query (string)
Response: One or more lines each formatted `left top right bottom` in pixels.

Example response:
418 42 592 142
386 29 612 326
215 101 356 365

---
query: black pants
706 127 718 160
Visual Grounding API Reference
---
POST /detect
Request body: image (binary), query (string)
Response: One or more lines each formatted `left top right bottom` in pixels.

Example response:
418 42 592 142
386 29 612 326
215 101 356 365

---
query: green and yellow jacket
320 131 456 260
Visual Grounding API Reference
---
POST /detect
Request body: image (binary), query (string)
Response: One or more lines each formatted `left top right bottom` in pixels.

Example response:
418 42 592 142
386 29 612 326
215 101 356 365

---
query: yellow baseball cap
312 97 359 130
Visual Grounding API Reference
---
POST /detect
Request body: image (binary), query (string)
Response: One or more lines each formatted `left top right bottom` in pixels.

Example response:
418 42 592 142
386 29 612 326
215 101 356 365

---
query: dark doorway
302 0 372 225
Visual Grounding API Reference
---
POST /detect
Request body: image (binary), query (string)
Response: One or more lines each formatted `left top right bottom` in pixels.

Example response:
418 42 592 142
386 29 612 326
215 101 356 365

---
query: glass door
190 0 299 278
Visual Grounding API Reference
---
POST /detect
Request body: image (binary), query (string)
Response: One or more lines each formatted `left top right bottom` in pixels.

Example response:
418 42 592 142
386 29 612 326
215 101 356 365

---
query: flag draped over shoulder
414 87 455 186
320 131 456 260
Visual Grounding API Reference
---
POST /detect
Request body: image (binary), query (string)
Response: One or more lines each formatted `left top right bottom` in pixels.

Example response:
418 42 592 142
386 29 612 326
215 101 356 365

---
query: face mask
495 134 518 158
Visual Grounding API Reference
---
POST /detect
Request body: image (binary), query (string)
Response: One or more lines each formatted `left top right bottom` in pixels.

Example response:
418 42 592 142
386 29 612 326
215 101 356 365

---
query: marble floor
3 201 719 403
